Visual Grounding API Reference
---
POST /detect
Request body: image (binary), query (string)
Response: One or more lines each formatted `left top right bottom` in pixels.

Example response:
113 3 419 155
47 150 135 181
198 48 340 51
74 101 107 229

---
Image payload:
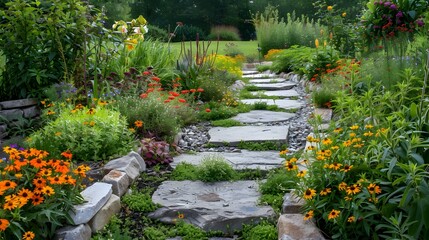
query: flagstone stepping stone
149 180 276 233
248 78 287 84
242 73 277 79
208 125 289 146
231 110 295 123
242 70 259 75
250 90 299 98
248 82 297 90
171 150 284 170
240 99 304 110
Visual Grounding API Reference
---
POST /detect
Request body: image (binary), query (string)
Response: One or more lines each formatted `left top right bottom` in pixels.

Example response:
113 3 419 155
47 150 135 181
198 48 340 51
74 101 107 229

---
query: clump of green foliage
122 190 159 213
242 221 278 240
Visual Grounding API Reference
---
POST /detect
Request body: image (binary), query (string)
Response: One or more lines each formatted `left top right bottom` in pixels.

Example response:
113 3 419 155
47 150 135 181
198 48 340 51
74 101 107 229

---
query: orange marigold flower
134 120 144 128
61 150 73 160
304 210 314 220
22 231 35 240
328 209 340 220
303 188 316 200
42 186 55 196
367 183 382 194
0 219 9 231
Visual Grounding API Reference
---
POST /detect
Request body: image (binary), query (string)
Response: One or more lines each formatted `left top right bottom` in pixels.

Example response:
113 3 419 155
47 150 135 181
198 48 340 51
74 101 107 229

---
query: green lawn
166 41 260 57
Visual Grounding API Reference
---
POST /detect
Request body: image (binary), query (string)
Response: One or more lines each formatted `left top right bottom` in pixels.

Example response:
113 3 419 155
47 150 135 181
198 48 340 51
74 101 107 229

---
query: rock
242 73 277 79
240 99 304 110
229 80 246 91
232 110 295 124
248 78 287 84
282 192 305 214
127 151 146 172
242 70 259 75
0 124 6 133
313 108 333 123
208 125 289 147
54 224 91 240
247 82 297 90
88 194 121 233
70 182 112 225
0 109 23 121
103 155 141 182
277 214 325 240
0 98 38 109
102 170 130 197
149 180 276 233
22 106 40 118
249 90 299 98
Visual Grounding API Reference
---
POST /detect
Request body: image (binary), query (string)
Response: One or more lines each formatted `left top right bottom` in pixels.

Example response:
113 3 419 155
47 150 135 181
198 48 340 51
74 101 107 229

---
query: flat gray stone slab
209 125 289 146
240 99 304 110
242 70 259 75
314 108 333 123
250 90 299 98
149 181 276 233
171 150 284 170
232 110 295 123
249 82 296 90
242 73 277 79
248 78 287 84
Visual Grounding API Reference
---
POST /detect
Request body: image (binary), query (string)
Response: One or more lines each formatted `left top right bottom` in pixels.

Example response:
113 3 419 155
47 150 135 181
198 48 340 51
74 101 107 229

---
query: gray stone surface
0 98 38 109
242 73 277 79
229 80 246 91
54 224 91 240
102 170 130 197
282 192 305 214
250 90 299 98
70 182 112 225
240 99 304 110
248 82 296 90
0 109 23 121
208 125 289 146
23 106 40 118
314 108 333 123
88 194 121 233
231 110 295 123
103 155 141 182
248 78 287 84
242 70 259 75
277 214 325 240
128 151 146 172
149 180 276 233
171 150 284 170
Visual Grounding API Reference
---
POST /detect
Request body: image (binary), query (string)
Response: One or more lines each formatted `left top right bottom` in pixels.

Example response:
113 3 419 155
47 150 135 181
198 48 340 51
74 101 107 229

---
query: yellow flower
303 188 317 200
341 12 347 17
322 138 332 145
343 140 352 147
329 162 342 170
344 196 353 201
327 6 333 11
365 124 374 129
86 108 96 115
315 39 320 48
304 210 314 220
367 183 382 194
297 170 307 177
285 161 298 171
364 131 373 137
320 188 332 196
350 125 359 130
331 145 339 150
289 157 297 163
348 216 355 223
342 165 353 172
338 182 347 191
349 132 356 138
129 128 135 133
55 132 62 136
346 184 361 195
333 127 342 133
328 209 340 220
134 120 144 128
22 231 35 240
279 149 289 155
89 121 95 127
306 146 316 151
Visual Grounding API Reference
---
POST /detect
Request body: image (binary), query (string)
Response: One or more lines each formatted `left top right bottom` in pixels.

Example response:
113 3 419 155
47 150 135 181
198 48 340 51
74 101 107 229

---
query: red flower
140 93 148 99
178 98 186 103
181 90 190 94
151 77 161 82
196 88 204 92
190 89 196 93
143 71 150 75
205 108 211 113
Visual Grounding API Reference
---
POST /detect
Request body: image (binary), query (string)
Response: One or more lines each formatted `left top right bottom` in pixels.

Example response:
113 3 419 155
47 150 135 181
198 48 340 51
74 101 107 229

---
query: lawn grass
166 41 260 57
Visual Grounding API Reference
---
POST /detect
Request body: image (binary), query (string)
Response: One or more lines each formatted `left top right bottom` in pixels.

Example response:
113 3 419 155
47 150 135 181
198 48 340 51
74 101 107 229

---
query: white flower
133 27 141 34
120 25 128 33
143 26 148 33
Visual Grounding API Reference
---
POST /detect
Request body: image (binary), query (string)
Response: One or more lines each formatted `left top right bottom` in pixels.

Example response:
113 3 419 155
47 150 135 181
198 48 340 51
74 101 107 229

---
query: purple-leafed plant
140 138 173 167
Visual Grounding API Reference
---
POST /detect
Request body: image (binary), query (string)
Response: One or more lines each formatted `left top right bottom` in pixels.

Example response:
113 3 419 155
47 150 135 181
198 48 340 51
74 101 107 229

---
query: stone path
151 62 323 239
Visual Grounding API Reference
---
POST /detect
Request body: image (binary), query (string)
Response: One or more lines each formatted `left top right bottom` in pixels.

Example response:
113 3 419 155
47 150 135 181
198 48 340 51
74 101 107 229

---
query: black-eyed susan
134 120 144 128
367 183 382 194
328 209 340 220
338 182 347 191
331 145 340 150
342 165 353 172
54 161 70 174
344 196 353 201
18 188 33 200
0 180 17 191
47 110 55 115
86 108 96 115
322 138 333 145
365 124 374 129
348 216 355 223
349 132 357 138
333 127 343 133
22 231 35 240
363 131 373 137
350 125 359 130
61 150 73 160
29 158 46 169
285 161 298 171
178 213 185 219
0 219 9 231
48 176 63 185
297 170 307 177
31 195 44 206
304 210 314 220
346 184 361 195
303 188 317 200
329 162 342 170
343 140 352 147
42 186 55 196
306 146 316 151
320 188 332 196
3 198 19 210
37 168 52 177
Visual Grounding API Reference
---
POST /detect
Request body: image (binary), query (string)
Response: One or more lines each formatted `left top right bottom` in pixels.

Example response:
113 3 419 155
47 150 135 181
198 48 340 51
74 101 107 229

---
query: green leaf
410 103 418 118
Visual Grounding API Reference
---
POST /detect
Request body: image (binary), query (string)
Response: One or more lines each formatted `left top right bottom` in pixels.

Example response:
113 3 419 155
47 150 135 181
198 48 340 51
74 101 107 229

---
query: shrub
171 25 206 42
223 42 244 57
211 54 243 78
207 25 241 41
0 146 89 239
269 46 314 74
146 25 169 42
242 221 277 240
197 76 229 102
196 155 237 182
170 162 199 181
27 104 134 161
122 190 158 212
311 87 336 108
140 138 173 167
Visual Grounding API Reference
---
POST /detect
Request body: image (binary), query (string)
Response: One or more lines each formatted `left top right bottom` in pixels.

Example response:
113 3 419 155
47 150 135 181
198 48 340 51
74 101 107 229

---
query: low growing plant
241 221 277 240
238 141 287 151
211 119 243 127
122 189 159 213
197 155 237 182
140 138 173 167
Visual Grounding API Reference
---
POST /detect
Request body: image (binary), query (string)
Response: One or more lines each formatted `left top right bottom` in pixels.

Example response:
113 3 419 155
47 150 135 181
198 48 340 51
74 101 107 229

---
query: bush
242 221 277 240
146 25 169 42
269 46 314 74
170 162 199 181
197 155 237 182
122 190 158 212
140 138 173 167
27 105 134 161
223 42 244 57
207 25 241 41
171 25 206 42
0 146 89 239
311 87 336 108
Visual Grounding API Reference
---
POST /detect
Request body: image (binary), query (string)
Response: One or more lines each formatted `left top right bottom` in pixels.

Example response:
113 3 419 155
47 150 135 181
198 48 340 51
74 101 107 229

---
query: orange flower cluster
0 146 90 236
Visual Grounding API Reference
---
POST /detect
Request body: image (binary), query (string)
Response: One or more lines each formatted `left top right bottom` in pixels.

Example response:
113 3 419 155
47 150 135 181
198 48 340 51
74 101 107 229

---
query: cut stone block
0 109 23 121
0 98 38 109
231 110 295 124
149 180 276 233
282 192 305 214
103 155 141 182
242 73 277 79
242 70 259 75
23 106 41 118
54 224 91 240
127 151 146 172
70 182 112 225
208 125 289 146
248 78 287 84
277 214 325 240
240 99 304 110
250 90 299 98
88 194 121 233
314 108 333 123
172 150 284 170
248 82 296 90
102 170 130 197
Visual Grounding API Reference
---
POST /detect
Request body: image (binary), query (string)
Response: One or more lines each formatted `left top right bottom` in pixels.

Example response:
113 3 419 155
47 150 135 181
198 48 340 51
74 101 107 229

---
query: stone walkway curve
150 62 327 239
